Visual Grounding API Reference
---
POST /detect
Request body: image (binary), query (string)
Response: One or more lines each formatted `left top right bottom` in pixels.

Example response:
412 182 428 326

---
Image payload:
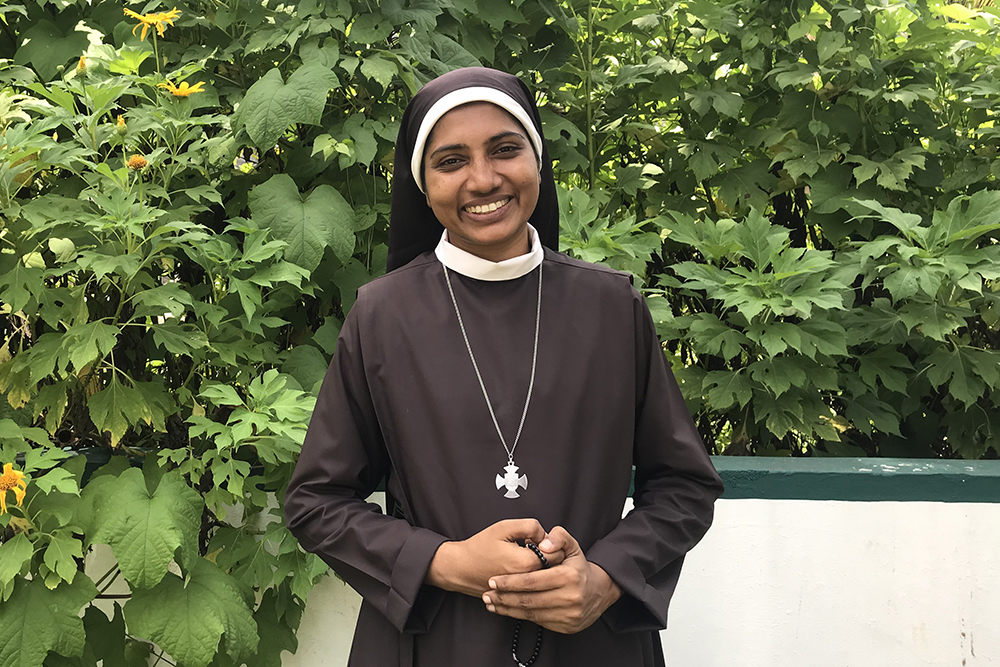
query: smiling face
422 102 541 262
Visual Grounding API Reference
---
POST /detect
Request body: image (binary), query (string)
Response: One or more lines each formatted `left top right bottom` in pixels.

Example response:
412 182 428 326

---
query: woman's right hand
425 519 565 597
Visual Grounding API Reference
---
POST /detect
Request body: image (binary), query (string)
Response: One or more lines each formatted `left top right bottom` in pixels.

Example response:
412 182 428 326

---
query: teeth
465 198 510 214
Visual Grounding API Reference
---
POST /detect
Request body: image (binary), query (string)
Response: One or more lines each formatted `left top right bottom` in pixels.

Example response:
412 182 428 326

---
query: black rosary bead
511 541 549 666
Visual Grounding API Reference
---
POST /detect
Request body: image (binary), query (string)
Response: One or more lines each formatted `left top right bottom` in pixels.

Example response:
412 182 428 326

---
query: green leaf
152 322 210 355
86 468 202 589
845 394 900 436
924 347 993 407
125 559 258 667
0 576 97 667
83 604 129 667
246 590 298 667
64 322 120 373
857 347 912 393
312 318 342 355
87 379 152 447
686 314 749 361
0 263 44 313
232 64 339 149
349 13 392 43
710 91 743 118
853 200 926 246
34 467 80 496
200 383 245 407
48 238 76 263
734 208 787 270
749 357 808 397
43 532 83 586
816 30 846 63
0 533 33 594
797 319 848 359
108 48 152 75
132 284 194 319
360 55 397 91
13 20 88 81
249 174 356 271
898 301 967 341
341 113 379 167
746 322 802 357
281 345 328 393
702 370 755 410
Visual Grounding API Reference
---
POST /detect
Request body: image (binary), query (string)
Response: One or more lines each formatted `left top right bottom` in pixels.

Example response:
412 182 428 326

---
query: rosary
511 541 549 667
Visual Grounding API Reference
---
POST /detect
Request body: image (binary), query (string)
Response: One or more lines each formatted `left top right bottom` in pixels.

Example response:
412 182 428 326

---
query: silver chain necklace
442 261 542 499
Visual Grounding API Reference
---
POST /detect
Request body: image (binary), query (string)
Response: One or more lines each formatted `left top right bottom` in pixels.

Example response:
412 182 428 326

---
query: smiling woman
422 103 541 262
284 67 723 667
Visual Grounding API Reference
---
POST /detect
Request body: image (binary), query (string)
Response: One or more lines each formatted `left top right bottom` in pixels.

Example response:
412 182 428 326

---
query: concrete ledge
711 456 1000 503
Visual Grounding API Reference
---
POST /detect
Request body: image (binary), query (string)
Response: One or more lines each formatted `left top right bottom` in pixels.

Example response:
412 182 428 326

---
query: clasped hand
425 519 622 634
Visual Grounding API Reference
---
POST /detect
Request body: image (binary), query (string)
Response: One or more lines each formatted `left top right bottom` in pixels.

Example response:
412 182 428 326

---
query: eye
494 144 523 157
434 156 464 169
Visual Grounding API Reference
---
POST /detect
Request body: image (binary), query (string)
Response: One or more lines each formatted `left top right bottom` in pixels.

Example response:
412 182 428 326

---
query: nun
285 66 723 667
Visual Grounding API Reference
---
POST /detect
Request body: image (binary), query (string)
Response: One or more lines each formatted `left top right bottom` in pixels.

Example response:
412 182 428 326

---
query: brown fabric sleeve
284 299 447 634
586 290 724 632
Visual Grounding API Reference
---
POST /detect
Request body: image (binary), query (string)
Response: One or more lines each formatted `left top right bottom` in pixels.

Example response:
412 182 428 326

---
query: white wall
285 498 1000 667
663 499 999 667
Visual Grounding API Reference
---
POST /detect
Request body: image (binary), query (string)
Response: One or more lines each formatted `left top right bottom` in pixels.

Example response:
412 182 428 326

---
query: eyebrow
427 131 526 159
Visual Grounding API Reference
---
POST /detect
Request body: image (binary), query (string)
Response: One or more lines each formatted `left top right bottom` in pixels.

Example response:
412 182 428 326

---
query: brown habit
285 248 723 667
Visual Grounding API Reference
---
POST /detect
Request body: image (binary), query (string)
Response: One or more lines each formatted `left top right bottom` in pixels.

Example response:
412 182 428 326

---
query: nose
467 156 502 193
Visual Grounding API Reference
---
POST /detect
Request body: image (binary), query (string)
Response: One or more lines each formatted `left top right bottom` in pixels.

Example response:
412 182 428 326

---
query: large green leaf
64 322 119 373
232 64 339 148
86 468 202 589
87 378 152 448
249 174 356 270
125 559 258 667
0 576 96 667
13 20 88 81
0 533 33 597
83 604 129 667
924 347 998 407
246 589 298 667
857 347 912 394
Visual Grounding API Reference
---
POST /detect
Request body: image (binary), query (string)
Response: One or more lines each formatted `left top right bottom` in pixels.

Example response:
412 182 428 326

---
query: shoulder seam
543 249 632 282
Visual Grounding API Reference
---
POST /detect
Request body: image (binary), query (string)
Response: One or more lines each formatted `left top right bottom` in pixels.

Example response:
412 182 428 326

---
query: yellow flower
116 115 128 136
127 154 148 170
117 115 125 127
157 79 206 97
76 56 87 75
123 6 181 42
0 463 28 515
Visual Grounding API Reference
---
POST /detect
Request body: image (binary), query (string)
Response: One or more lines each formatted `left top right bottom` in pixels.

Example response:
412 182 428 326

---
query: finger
485 602 574 635
536 547 566 567
493 518 546 544
540 526 581 557
489 568 562 594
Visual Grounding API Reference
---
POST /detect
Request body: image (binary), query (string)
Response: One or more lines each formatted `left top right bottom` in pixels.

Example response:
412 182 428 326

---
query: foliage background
0 0 998 665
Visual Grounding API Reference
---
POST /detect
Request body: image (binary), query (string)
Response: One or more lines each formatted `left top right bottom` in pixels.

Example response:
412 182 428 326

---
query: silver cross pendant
496 464 528 499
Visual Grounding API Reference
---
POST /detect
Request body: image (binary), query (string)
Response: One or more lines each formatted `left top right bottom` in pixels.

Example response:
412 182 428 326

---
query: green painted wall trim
709 457 1000 503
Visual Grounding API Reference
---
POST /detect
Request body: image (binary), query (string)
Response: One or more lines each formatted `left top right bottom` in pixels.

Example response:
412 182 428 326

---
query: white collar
434 225 543 281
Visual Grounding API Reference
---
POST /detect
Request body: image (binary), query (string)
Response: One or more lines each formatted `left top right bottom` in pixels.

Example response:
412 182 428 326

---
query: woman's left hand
482 526 622 634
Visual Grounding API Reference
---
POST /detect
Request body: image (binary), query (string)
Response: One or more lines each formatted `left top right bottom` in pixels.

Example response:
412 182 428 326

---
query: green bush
0 0 998 664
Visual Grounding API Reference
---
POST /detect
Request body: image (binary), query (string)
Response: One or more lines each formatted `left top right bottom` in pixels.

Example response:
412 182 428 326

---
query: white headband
410 86 544 193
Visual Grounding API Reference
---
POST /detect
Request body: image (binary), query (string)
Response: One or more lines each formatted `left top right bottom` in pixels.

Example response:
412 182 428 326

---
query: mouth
463 197 512 215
